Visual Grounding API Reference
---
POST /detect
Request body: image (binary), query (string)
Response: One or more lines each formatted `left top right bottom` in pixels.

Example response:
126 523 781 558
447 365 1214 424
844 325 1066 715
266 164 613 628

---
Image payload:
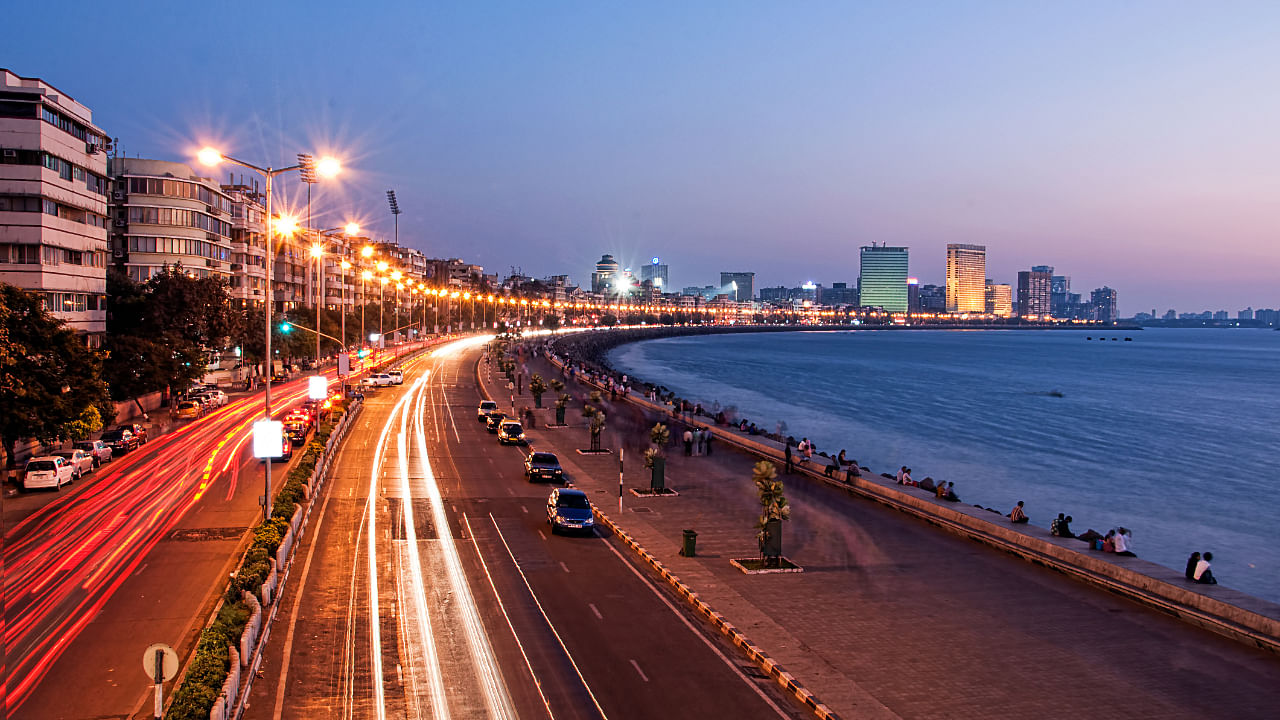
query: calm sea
609 328 1280 603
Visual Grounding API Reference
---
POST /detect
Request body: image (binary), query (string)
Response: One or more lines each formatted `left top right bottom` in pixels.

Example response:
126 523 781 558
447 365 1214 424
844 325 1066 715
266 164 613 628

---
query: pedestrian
1009 501 1029 524
705 431 713 456
683 428 693 456
784 444 794 474
1193 552 1218 585
695 428 704 456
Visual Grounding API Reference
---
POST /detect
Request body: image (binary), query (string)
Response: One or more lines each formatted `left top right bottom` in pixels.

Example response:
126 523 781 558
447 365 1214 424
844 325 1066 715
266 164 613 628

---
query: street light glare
340 260 351 270
197 147 223 167
345 222 360 235
315 156 341 178
377 261 389 272
276 215 299 235
309 243 324 258
391 270 402 281
361 245 374 258
362 270 373 280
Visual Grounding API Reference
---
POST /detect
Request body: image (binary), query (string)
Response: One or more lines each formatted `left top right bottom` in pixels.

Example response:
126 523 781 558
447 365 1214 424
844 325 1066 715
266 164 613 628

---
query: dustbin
680 529 697 557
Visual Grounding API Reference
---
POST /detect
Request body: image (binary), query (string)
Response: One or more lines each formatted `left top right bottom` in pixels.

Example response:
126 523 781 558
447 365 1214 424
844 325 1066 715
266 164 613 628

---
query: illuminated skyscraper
591 253 619 293
1017 269 1053 318
945 243 986 313
640 256 668 290
985 281 1012 317
858 245 909 312
720 271 755 302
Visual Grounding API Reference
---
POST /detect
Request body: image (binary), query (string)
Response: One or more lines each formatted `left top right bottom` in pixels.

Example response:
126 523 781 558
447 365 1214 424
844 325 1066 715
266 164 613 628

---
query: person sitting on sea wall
846 461 861 481
1009 501 1029 524
1115 527 1135 556
1185 552 1201 581
942 481 959 501
1058 515 1076 538
824 454 839 477
1194 552 1218 584
1102 530 1117 552
903 468 914 486
895 466 907 484
837 449 847 466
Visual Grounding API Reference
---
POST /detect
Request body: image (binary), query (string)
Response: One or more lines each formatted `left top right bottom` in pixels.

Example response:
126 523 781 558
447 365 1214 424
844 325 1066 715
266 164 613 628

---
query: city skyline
7 2 1280 314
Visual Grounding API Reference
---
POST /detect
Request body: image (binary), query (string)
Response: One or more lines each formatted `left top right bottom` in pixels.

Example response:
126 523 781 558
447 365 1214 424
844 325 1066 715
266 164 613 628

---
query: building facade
640 257 668 290
0 69 109 343
219 183 267 307
591 253 619 294
945 243 986 313
858 245 909 312
720 271 755 302
1090 286 1117 323
985 282 1012 317
1017 269 1052 318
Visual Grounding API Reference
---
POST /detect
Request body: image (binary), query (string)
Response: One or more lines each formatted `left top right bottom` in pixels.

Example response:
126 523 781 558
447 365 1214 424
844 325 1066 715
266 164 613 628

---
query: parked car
203 389 228 407
524 451 564 483
497 421 526 445
284 419 311 446
369 373 395 386
53 449 95 477
257 434 294 462
175 400 203 420
23 456 76 491
546 487 594 535
73 440 113 467
100 428 139 455
485 412 507 433
387 369 404 385
116 423 148 445
477 400 499 421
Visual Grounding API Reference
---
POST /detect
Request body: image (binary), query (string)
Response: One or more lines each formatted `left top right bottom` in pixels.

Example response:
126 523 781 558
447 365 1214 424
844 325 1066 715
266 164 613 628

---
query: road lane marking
489 513 608 719
588 603 603 620
597 537 792 718
559 561 570 574
538 530 547 541
521 506 528 514
462 513 556 720
629 660 649 683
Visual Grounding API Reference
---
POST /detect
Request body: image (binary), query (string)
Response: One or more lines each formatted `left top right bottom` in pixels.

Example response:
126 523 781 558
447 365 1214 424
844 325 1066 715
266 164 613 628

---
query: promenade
486 345 1280 719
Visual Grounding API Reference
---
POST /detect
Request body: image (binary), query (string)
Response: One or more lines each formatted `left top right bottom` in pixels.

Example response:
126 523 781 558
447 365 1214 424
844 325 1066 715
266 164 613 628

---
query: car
192 389 227 408
284 420 310 446
370 373 395 386
175 400 204 420
387 370 404 385
73 440 113 467
524 451 564 482
497 421 526 445
100 428 139 455
257 434 294 462
23 456 77 491
477 400 499 421
546 488 594 534
53 449 95 477
205 389 228 407
116 423 148 445
485 412 507 433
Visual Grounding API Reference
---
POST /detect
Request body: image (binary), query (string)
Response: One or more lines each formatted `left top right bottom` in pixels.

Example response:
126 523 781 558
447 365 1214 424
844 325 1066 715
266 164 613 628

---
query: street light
309 242 324 367
361 269 373 353
196 146 340 521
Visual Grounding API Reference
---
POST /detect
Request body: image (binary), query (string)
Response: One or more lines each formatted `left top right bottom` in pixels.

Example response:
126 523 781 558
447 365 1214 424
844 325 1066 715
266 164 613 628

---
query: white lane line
597 536 792 719
588 603 603 621
462 513 556 720
629 660 650 683
538 530 547 541
521 505 528 514
489 513 608 719
413 367 518 720
559 561 570 574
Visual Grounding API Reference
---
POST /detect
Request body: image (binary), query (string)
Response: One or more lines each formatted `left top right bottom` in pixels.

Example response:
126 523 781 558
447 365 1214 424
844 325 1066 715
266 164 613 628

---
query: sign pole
153 648 163 719
618 448 624 514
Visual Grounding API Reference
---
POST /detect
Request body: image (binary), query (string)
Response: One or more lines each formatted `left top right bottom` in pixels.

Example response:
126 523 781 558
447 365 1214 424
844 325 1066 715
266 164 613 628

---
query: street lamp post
310 243 323 368
197 147 340 521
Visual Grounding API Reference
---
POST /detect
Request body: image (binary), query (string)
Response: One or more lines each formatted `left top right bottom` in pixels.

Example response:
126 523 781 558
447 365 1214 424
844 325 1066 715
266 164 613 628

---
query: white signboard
252 421 284 458
142 643 178 682
308 375 327 400
337 352 350 375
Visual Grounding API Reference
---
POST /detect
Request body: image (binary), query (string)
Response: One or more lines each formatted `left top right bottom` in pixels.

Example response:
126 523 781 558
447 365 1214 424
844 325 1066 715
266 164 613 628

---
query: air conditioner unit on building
112 249 124 258
86 142 101 154
112 191 123 200
206 259 215 267
2 149 16 158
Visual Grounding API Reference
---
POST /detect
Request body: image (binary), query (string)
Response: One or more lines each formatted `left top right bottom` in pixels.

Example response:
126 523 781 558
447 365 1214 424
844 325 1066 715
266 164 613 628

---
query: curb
591 505 843 720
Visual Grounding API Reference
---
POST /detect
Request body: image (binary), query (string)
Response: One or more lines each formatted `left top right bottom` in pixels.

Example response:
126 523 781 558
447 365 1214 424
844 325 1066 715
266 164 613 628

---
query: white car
477 400 499 420
73 440 113 467
53 449 95 477
368 373 395 387
200 389 228 407
23 455 77 491
387 370 404 385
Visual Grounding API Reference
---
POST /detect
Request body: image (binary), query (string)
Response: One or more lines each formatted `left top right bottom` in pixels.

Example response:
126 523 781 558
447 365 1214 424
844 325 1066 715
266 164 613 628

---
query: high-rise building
1238 307 1254 321
219 183 267 308
108 158 234 285
858 245 909 312
985 281 1012 317
591 253 619 294
1016 269 1052 318
640 256 668 290
907 278 920 313
0 69 110 344
1050 274 1071 316
1090 287 1118 323
918 283 945 312
945 243 986 313
720 271 755 302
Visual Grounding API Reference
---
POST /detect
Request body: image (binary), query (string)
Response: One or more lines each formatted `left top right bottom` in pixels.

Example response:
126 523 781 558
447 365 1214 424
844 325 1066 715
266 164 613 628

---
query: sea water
609 328 1280 603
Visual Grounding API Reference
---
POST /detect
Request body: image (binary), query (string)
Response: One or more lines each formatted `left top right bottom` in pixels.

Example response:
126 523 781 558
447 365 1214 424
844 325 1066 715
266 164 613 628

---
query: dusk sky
10 1 1280 313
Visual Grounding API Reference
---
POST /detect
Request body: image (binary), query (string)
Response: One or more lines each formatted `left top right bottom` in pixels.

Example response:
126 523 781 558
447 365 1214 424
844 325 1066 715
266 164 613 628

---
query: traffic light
280 322 291 334
357 348 371 358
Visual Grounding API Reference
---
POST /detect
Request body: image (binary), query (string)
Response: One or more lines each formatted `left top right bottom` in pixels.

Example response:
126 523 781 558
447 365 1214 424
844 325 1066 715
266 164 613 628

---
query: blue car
546 488 595 535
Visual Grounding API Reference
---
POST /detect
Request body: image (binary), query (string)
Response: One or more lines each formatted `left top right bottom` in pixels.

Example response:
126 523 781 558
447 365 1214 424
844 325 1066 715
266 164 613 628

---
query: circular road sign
142 643 179 682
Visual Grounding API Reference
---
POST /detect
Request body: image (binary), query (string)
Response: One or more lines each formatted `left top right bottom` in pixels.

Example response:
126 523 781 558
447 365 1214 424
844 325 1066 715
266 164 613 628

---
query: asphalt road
247 337 800 720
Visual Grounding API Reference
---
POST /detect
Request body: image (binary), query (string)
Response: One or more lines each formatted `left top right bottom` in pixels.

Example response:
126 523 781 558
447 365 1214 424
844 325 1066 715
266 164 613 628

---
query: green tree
0 284 113 477
753 461 790 565
529 374 547 407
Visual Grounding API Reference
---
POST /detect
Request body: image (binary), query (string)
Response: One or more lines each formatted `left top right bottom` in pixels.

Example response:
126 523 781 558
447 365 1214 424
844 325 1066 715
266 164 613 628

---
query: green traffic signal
280 322 291 333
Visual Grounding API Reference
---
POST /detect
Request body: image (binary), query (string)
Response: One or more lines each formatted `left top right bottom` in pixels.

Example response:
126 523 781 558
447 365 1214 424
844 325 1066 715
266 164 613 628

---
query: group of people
1185 551 1218 584
681 427 713 456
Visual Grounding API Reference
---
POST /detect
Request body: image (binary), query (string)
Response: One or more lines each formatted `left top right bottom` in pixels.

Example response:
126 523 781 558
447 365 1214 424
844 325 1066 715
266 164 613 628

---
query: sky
9 1 1280 314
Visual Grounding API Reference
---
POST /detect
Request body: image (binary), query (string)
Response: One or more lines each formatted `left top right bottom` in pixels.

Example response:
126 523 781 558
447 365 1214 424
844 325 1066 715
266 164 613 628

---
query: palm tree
646 423 670 490
587 407 606 452
753 461 790 566
529 373 547 408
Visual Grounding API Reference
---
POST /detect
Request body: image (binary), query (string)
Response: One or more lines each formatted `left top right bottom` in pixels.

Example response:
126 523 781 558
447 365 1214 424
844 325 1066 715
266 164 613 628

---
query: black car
485 412 507 433
524 451 564 483
99 428 139 455
284 420 310 446
116 423 148 444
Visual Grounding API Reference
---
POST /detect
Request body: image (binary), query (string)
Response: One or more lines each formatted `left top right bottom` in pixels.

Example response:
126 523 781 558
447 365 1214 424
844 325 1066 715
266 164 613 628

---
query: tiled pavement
479 354 1280 719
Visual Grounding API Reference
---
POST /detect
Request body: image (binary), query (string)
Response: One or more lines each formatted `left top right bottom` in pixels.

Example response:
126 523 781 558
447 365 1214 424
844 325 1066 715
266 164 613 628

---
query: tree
646 423 670 490
753 461 790 566
0 284 114 477
529 374 547 408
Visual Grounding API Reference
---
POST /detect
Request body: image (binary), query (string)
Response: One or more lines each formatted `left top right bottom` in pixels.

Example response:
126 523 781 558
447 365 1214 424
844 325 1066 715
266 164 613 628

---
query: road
0 347 414 720
246 337 799 719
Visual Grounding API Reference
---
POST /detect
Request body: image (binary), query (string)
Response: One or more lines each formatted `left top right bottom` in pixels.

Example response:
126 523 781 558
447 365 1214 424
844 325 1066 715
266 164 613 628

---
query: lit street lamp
197 146 340 521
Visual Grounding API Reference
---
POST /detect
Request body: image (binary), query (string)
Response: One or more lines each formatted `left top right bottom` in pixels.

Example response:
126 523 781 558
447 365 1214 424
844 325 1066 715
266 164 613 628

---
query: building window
0 195 42 212
0 244 41 264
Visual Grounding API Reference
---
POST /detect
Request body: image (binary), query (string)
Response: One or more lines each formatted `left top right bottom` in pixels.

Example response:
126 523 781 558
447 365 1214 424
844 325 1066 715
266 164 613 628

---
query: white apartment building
108 158 234 284
221 183 268 308
0 69 109 344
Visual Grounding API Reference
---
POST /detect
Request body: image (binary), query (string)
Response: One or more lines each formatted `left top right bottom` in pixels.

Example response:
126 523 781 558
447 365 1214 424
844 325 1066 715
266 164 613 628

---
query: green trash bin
681 529 697 557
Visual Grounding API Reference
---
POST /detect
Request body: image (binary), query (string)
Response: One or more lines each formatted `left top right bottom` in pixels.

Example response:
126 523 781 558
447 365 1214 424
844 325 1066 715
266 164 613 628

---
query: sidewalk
481 352 1280 719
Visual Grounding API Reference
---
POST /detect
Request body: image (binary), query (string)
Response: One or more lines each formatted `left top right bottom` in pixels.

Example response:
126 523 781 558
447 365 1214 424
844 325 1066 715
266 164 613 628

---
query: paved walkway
481 352 1280 719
